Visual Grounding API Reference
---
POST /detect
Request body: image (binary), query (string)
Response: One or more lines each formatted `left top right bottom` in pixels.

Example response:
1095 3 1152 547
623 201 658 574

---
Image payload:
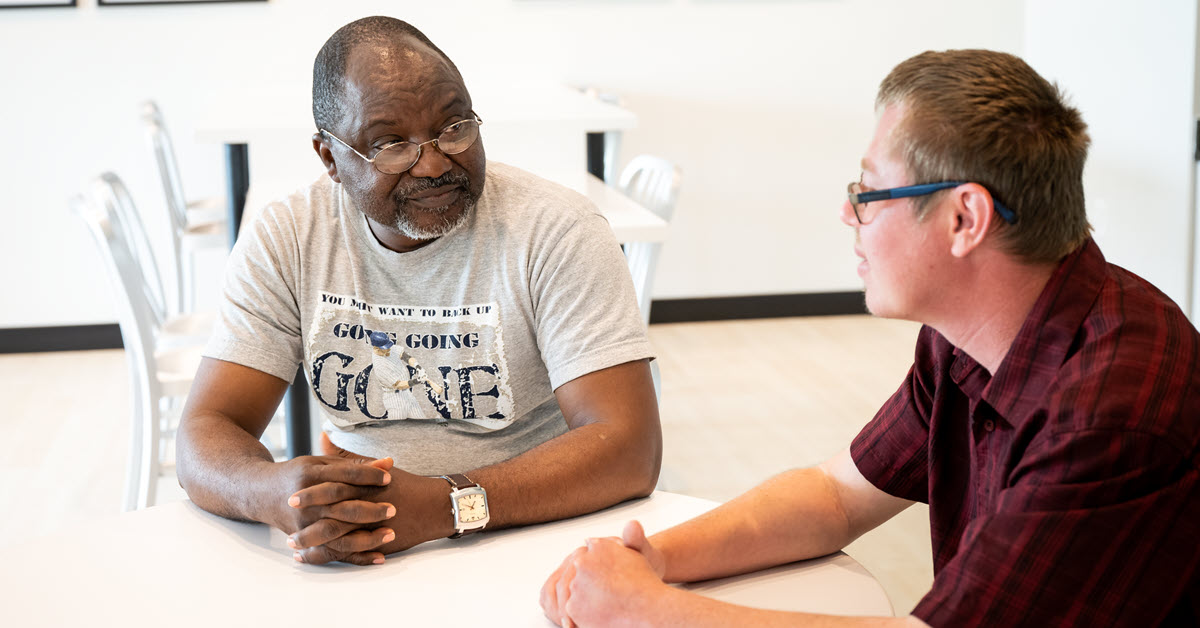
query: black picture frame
98 0 265 6
0 0 76 8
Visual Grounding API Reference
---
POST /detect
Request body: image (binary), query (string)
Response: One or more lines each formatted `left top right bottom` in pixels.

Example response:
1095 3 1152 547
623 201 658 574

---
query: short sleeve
850 327 939 503
912 429 1200 626
529 212 654 389
203 202 305 383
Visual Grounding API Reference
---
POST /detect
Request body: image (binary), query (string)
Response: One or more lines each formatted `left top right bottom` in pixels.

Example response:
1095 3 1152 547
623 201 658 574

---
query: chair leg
181 248 196 313
137 396 165 510
123 389 144 512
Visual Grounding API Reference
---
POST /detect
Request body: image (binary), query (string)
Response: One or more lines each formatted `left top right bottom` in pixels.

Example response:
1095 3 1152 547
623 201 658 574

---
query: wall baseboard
0 292 867 353
649 291 867 324
0 324 123 354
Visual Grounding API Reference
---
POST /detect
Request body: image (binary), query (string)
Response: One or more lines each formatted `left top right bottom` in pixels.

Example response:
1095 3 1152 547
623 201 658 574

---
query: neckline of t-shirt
342 184 476 263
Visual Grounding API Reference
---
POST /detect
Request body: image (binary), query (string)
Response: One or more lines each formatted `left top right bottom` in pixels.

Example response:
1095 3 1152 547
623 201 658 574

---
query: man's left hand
540 521 671 627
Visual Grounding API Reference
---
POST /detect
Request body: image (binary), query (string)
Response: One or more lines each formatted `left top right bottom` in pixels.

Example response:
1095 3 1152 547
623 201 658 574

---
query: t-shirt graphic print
307 291 514 432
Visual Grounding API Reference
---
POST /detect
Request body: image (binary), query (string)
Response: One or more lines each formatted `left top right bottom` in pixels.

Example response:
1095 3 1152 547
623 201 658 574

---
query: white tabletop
3 492 890 626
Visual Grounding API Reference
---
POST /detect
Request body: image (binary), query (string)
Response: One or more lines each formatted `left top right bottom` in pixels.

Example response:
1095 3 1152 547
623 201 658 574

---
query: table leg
286 368 312 458
223 142 312 458
224 143 250 244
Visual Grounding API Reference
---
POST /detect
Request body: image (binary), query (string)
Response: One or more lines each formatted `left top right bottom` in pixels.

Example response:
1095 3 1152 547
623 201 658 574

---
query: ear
312 132 342 183
947 182 996 258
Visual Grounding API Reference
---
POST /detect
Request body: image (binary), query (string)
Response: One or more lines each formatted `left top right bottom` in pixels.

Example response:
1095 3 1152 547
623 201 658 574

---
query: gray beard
393 198 473 240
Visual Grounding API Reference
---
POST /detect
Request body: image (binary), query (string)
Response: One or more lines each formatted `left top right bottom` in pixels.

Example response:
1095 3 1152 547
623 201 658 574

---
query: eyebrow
362 92 470 140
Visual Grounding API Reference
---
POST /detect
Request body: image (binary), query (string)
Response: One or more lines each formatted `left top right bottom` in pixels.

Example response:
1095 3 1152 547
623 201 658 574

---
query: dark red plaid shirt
851 240 1200 627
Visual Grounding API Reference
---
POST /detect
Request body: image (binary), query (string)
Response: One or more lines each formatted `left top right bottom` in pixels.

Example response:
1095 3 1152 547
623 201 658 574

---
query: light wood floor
0 314 932 615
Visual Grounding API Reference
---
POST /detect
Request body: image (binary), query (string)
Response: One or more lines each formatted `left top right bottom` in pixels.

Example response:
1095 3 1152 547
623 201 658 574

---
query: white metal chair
617 155 683 326
71 173 207 511
614 155 682 405
141 101 227 313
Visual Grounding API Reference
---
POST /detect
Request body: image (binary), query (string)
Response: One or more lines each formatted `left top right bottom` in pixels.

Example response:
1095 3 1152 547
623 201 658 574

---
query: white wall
4 0 1028 327
1025 0 1198 318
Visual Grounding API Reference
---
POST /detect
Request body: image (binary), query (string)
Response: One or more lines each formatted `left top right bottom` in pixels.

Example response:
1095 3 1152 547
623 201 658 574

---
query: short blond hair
877 49 1091 264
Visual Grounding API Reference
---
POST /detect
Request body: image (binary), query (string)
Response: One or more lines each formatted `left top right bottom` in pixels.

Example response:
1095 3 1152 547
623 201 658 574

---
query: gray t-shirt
205 161 653 475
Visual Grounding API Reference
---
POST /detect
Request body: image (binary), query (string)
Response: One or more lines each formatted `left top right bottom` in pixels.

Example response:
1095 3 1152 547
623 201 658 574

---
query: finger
539 564 565 622
556 560 577 626
321 500 396 524
622 520 649 552
368 457 394 471
289 518 359 549
289 481 382 508
319 431 339 456
338 551 387 566
324 527 396 554
294 543 346 566
299 460 392 488
555 547 587 621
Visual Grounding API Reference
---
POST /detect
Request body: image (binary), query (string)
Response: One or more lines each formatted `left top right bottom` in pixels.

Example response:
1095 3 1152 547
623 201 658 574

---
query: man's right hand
263 455 397 566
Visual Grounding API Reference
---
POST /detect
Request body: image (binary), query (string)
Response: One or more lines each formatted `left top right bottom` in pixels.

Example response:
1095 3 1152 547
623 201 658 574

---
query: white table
3 492 891 626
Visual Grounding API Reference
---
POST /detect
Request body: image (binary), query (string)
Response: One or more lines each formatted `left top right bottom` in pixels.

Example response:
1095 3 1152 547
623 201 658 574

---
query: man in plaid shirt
541 49 1200 627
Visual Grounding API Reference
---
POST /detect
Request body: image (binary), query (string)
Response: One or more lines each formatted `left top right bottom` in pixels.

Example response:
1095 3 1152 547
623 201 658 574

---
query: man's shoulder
1046 262 1200 447
483 161 601 224
246 173 342 235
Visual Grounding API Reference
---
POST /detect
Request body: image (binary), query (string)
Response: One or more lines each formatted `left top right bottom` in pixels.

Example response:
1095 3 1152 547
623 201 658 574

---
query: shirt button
983 419 995 432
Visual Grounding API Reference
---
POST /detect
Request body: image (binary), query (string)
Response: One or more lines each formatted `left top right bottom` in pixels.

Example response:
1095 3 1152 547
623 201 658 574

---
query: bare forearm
654 466 855 583
175 412 281 525
468 417 661 529
645 588 924 628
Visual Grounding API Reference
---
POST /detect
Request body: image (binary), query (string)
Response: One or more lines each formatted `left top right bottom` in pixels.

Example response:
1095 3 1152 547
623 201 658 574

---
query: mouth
404 184 462 210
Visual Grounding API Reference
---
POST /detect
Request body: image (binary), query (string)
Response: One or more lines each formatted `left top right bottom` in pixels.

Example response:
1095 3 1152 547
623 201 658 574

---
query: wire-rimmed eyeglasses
847 181 1016 225
321 113 483 176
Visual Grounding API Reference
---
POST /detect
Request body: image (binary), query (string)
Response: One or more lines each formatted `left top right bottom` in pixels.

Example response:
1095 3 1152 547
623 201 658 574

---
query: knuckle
297 465 318 486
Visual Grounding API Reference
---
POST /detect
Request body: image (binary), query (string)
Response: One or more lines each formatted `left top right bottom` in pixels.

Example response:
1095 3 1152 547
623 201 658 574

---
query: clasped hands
267 448 451 566
540 520 672 628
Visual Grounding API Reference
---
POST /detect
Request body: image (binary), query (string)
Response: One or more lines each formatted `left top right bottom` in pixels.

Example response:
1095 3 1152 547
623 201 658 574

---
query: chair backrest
141 101 189 238
617 155 682 223
141 101 191 315
617 155 683 325
70 175 163 402
94 173 170 333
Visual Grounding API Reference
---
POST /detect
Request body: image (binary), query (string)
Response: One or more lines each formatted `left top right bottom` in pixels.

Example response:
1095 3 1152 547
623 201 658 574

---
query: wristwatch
439 473 489 538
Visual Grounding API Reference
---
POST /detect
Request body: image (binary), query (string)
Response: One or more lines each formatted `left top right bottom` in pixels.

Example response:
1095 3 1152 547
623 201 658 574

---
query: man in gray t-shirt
177 17 661 567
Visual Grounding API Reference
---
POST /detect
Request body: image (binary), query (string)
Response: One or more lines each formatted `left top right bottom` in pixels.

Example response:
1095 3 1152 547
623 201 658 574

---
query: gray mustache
395 172 472 206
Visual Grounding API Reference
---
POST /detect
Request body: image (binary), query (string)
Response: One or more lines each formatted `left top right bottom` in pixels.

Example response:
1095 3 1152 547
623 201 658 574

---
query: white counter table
4 492 891 626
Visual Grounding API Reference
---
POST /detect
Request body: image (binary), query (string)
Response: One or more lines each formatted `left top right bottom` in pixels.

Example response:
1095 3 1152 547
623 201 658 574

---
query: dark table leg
286 369 312 457
224 143 250 244
223 142 312 458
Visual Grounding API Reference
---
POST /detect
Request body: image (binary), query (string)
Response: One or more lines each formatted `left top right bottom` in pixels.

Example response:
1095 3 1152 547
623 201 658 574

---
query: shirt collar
979 238 1107 422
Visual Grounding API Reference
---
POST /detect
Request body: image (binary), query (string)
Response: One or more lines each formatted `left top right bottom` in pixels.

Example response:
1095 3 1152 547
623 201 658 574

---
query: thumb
622 520 649 552
367 457 394 471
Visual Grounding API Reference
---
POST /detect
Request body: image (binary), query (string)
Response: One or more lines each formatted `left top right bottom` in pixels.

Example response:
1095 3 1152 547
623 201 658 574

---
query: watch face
456 493 487 523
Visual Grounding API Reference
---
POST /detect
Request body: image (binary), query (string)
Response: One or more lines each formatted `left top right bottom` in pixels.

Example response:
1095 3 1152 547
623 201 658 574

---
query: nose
839 197 859 227
407 139 453 179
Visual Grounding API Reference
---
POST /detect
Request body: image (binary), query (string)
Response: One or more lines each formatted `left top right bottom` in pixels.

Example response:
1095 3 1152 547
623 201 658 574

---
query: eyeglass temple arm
854 181 1016 224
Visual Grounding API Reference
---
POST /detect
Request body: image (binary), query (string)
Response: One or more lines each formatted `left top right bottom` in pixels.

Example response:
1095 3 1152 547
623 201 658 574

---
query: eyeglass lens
373 119 480 175
847 182 867 223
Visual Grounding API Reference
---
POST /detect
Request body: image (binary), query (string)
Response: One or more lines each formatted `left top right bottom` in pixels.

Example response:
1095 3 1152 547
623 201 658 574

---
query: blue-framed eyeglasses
847 181 1016 225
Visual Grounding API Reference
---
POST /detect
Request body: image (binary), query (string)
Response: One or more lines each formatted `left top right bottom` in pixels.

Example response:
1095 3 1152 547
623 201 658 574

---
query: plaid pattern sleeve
850 325 946 504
